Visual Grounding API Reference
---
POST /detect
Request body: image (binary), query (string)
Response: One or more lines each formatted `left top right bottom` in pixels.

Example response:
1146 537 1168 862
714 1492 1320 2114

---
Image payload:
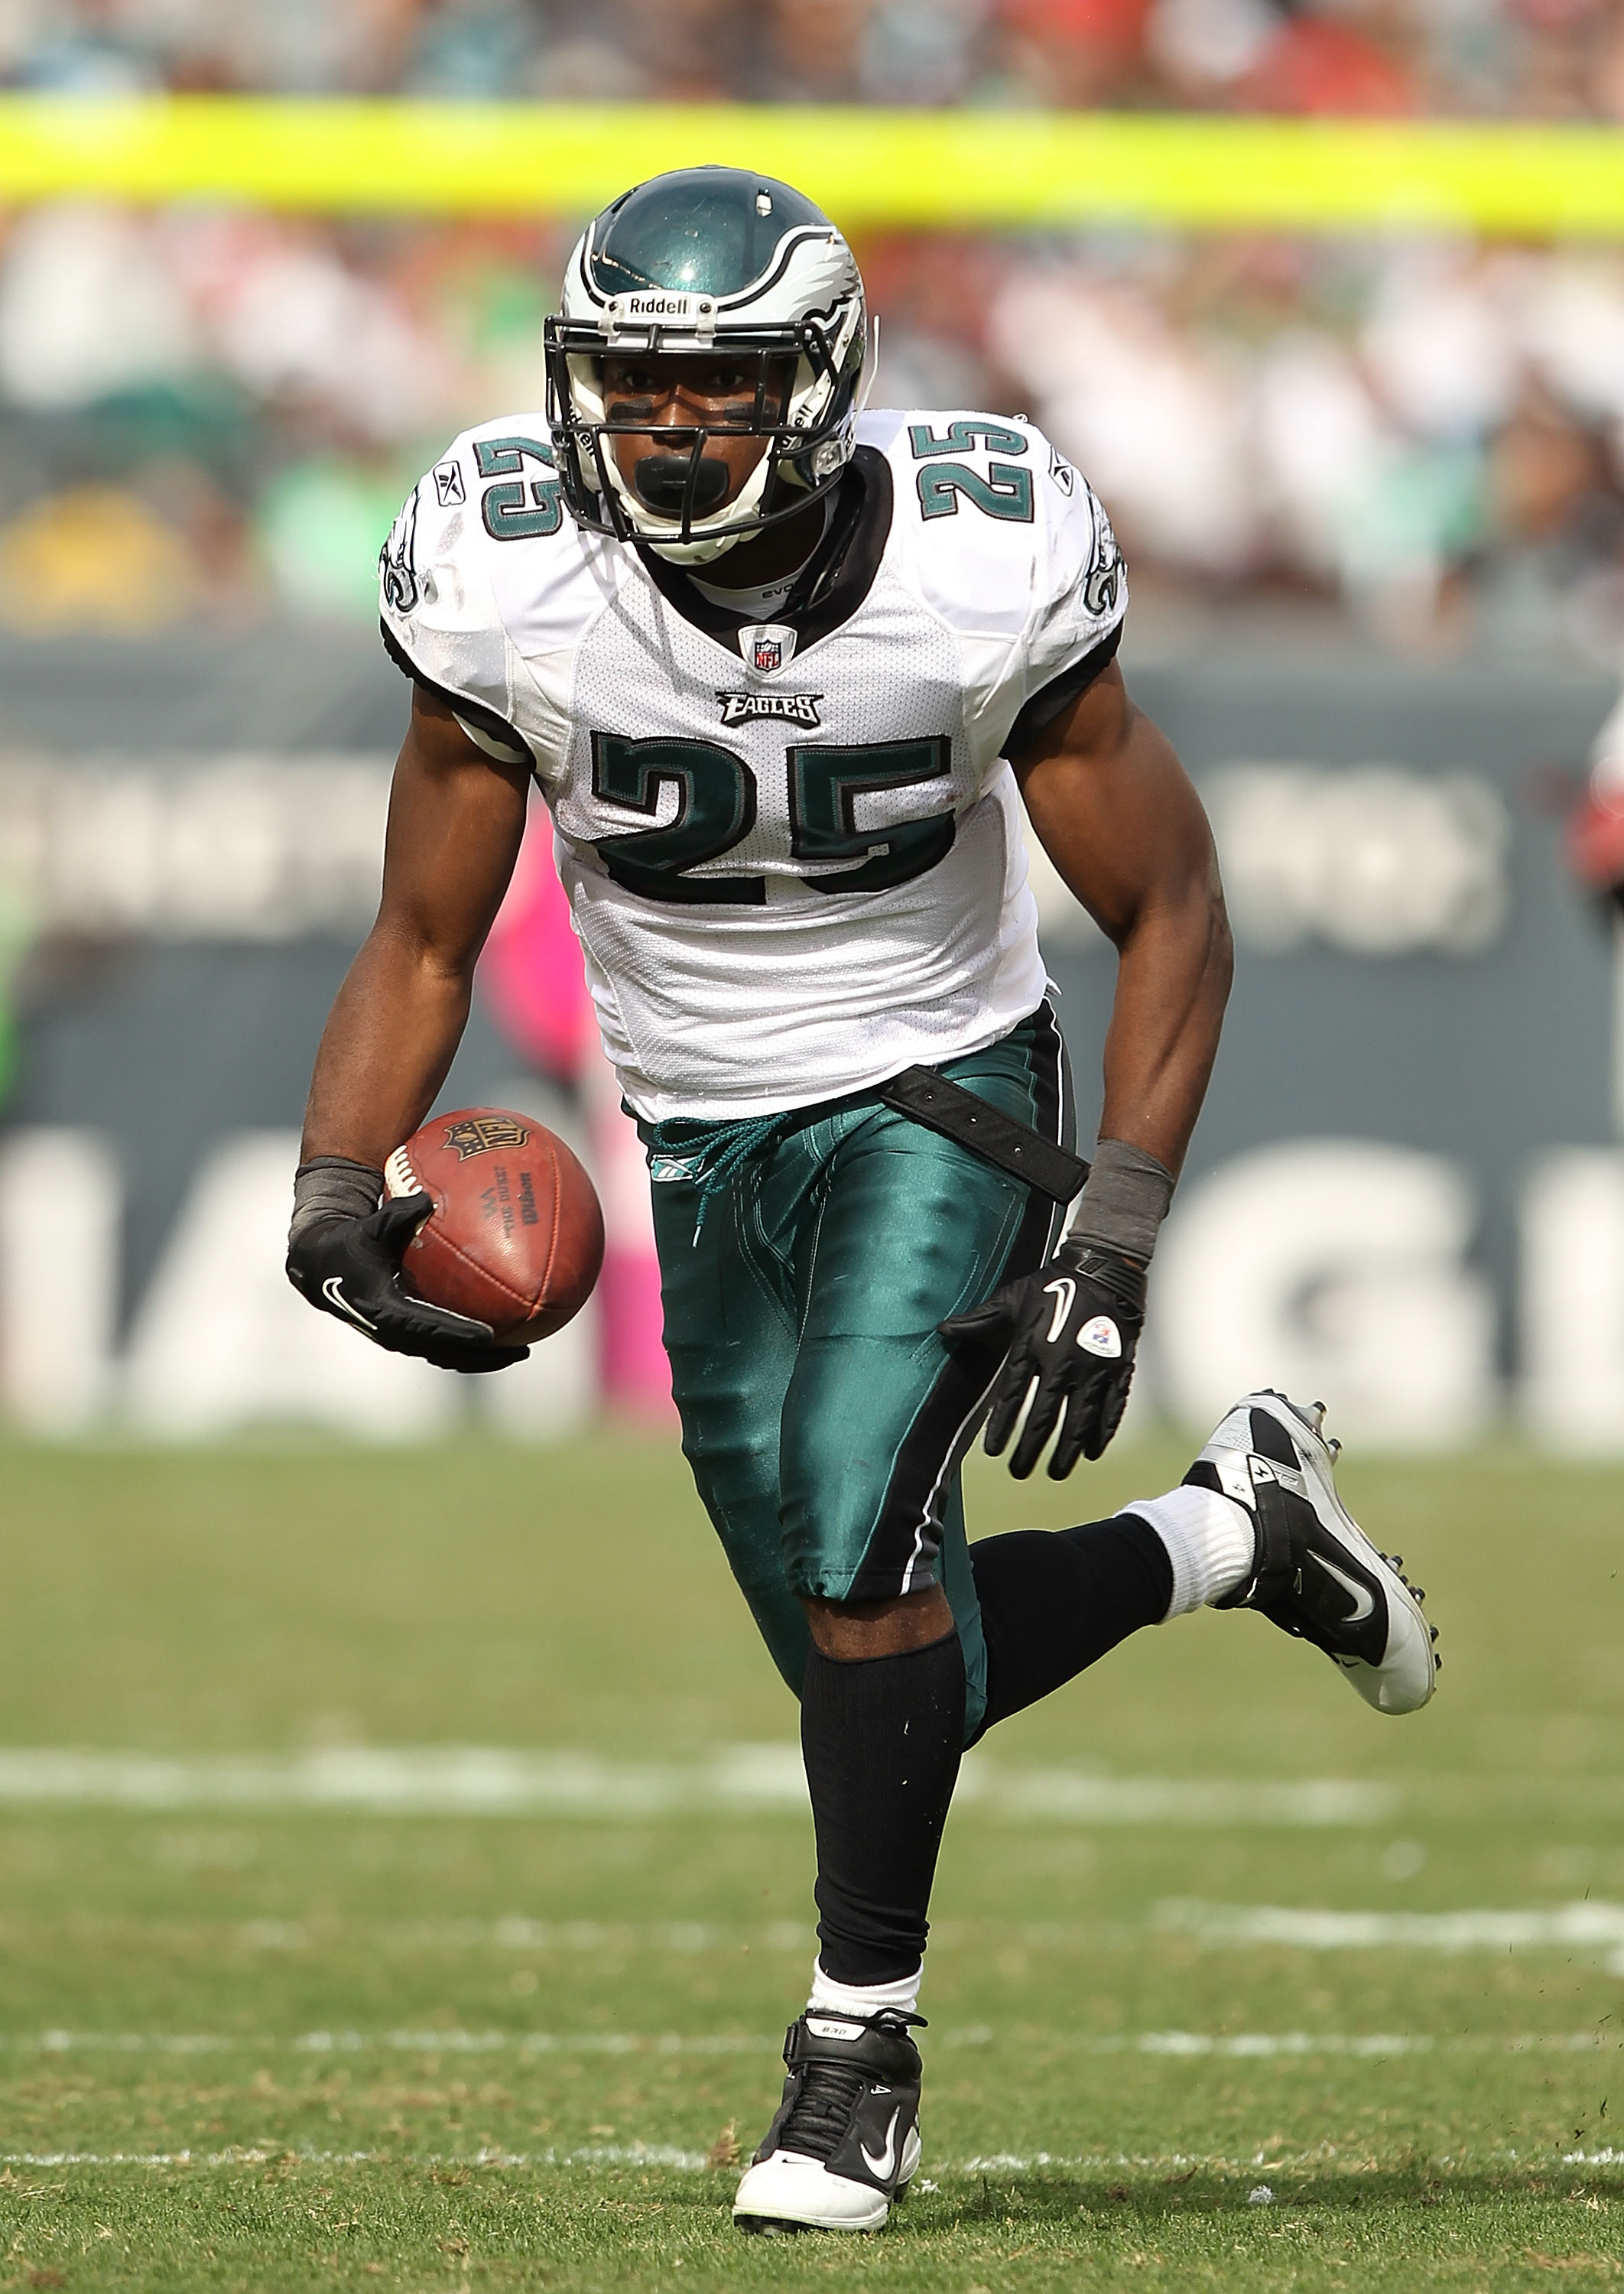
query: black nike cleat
732 2010 924 2234
1189 1391 1439 1715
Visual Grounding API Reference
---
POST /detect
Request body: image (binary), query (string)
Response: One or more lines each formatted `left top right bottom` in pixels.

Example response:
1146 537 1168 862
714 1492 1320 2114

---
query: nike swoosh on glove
938 1243 1145 1479
286 1194 530 1374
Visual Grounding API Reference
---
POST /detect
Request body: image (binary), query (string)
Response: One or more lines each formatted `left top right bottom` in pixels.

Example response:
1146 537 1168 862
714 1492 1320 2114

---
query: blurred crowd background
0 2 1623 655
8 0 1624 115
0 8 1622 1444
9 207 1624 658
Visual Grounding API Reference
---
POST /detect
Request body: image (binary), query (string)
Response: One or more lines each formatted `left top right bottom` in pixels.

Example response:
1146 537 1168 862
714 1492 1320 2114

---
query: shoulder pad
379 414 570 758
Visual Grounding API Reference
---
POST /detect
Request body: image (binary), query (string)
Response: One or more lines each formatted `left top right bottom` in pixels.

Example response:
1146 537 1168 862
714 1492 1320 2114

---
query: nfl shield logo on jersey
740 622 797 674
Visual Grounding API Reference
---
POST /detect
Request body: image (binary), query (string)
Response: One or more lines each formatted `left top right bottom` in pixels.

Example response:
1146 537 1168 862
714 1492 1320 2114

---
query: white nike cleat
733 2010 923 2235
1190 1391 1440 1715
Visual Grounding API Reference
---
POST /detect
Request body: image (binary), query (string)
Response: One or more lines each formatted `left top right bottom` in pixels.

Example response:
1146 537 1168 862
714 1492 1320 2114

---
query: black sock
801 1630 966 1987
970 1513 1173 1737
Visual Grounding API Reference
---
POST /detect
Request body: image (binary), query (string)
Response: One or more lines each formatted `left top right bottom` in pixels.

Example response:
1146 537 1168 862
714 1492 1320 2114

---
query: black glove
287 1173 529 1375
939 1241 1145 1480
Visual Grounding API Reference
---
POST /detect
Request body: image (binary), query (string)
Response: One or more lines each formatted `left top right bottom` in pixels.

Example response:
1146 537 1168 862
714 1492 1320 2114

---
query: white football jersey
379 408 1127 1122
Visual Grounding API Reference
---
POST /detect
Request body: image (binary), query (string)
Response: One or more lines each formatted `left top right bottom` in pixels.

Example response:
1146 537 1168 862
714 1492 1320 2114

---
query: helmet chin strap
646 528 751 567
642 521 757 564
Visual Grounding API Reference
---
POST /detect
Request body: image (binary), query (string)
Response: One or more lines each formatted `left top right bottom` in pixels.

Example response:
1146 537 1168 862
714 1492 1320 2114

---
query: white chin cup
608 441 775 558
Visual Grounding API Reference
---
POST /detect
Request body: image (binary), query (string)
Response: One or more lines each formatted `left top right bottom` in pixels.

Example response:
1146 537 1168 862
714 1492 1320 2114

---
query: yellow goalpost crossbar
0 94 1622 235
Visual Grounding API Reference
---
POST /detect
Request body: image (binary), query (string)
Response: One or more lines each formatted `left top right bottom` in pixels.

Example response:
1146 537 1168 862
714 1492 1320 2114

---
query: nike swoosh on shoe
861 2106 901 2182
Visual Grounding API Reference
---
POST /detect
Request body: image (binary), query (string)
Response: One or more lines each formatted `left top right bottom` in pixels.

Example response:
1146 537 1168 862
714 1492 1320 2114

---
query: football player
287 167 1439 2234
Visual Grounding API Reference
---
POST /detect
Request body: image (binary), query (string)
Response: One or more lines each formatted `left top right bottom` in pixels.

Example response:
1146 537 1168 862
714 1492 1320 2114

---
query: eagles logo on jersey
1085 502 1125 619
379 487 419 616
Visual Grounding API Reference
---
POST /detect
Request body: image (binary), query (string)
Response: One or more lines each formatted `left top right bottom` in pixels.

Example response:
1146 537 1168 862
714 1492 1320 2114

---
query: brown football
384 1106 605 1345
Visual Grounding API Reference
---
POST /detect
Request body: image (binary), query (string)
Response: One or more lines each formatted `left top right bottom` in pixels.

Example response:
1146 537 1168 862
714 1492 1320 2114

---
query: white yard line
0 2145 714 2171
955 1769 1393 1826
233 1917 817 1954
0 1746 1396 1826
1 2136 1616 2176
2 2030 780 2057
2 2028 1613 2059
17 1905 1622 1965
1158 1898 1624 1974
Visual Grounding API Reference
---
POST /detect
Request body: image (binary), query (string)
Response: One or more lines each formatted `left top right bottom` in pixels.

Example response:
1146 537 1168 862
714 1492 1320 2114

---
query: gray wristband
289 1155 385 1245
1068 1137 1174 1265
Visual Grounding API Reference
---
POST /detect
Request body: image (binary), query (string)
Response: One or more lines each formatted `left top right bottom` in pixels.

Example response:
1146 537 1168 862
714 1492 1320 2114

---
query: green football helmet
544 165 867 565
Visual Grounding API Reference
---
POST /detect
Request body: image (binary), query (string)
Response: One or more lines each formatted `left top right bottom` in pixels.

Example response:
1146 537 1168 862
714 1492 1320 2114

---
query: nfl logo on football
752 635 782 673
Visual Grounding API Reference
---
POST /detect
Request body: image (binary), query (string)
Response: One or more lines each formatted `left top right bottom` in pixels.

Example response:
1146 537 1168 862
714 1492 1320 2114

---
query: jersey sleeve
1001 449 1128 765
378 437 531 765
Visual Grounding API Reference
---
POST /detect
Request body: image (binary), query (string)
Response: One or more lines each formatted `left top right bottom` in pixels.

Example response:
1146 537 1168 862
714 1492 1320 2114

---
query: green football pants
641 1002 1072 1746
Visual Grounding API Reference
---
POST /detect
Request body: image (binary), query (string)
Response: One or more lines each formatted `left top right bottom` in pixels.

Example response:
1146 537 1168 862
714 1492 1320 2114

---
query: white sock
1122 1484 1255 1619
806 1956 922 2023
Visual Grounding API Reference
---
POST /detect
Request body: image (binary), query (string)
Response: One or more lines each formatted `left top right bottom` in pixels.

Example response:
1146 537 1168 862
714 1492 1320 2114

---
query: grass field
0 1428 1620 2290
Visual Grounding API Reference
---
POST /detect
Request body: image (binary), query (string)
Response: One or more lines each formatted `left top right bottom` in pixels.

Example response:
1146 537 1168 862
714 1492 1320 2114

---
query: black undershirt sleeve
379 620 533 765
1002 620 1124 768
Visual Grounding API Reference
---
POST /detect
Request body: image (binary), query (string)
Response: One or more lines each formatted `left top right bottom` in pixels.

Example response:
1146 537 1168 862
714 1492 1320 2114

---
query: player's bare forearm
300 930 477 1168
300 686 530 1168
1015 660 1231 1179
1093 879 1229 1179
